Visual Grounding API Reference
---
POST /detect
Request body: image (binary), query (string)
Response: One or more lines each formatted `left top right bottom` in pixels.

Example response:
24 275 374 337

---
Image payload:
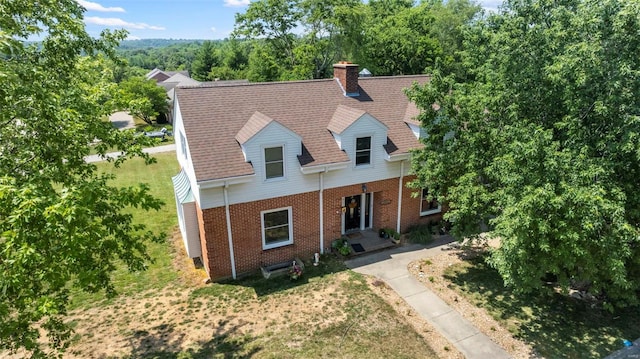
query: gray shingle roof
176 75 428 182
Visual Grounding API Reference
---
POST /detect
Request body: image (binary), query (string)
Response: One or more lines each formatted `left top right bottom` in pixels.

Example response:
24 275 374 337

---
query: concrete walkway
84 144 176 163
345 237 512 359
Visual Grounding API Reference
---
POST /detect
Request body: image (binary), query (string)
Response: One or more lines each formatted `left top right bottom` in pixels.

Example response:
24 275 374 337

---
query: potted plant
332 237 351 256
289 260 303 280
383 228 401 244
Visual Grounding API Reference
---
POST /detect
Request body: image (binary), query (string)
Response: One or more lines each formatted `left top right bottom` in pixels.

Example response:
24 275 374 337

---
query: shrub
332 237 351 256
383 228 400 241
407 223 434 244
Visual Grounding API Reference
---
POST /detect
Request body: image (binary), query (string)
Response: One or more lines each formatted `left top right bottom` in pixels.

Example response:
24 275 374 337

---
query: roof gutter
300 162 350 175
385 153 410 162
197 174 255 189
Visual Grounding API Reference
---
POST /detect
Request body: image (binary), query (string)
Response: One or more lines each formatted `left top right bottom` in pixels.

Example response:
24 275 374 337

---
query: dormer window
355 137 371 165
265 146 284 179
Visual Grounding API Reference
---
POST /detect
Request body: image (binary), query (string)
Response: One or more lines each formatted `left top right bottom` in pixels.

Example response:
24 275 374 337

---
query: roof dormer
236 111 302 181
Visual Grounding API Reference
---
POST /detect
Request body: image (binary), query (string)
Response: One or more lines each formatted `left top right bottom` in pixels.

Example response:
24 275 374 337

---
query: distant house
171 62 443 281
145 69 199 123
145 68 249 123
145 68 191 83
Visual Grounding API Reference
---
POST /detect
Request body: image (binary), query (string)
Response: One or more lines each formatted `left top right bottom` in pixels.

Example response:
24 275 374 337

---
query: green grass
70 152 181 308
443 254 640 358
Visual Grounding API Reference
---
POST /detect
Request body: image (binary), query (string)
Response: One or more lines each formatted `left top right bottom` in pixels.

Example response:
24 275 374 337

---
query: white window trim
262 144 286 182
179 131 188 160
354 134 373 168
261 206 293 250
420 188 442 216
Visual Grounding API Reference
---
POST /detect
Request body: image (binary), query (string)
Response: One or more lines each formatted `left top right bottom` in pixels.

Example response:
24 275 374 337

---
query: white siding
173 97 201 205
196 111 414 208
180 202 201 258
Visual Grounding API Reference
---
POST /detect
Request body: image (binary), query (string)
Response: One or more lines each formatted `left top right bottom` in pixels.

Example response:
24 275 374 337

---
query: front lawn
65 151 441 358
70 152 181 308
443 254 640 358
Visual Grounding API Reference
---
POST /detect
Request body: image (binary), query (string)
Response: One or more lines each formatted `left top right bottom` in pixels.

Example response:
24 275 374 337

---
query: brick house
171 62 443 281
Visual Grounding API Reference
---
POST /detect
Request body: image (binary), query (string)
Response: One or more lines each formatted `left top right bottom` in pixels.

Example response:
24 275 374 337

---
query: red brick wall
399 175 444 232
201 191 321 279
323 178 400 243
198 176 444 280
197 203 232 280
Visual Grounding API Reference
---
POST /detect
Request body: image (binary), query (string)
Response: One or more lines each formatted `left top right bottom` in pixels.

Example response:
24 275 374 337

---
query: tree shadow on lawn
444 254 640 358
121 319 261 359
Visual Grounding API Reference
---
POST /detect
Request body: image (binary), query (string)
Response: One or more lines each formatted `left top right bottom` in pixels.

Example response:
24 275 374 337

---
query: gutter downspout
396 160 404 234
223 183 237 279
319 169 326 254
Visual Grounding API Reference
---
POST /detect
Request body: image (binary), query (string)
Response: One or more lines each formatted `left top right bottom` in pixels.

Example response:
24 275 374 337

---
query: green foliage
408 0 640 308
382 227 400 240
0 1 163 355
360 3 442 76
117 76 169 125
407 224 434 245
235 0 366 81
332 237 351 256
191 40 221 81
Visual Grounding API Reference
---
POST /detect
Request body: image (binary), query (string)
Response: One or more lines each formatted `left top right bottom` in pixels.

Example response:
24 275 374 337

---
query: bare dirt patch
62 233 446 358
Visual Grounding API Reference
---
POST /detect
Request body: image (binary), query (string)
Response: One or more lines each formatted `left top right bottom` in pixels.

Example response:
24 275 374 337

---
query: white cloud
224 0 250 7
127 35 141 40
84 17 165 30
210 27 217 32
77 0 125 12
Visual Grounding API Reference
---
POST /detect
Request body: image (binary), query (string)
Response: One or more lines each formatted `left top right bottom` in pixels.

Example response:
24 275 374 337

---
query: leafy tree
407 0 640 309
234 0 364 80
360 3 442 75
427 0 481 79
246 43 282 82
234 0 301 70
0 1 162 355
118 76 169 125
367 0 414 20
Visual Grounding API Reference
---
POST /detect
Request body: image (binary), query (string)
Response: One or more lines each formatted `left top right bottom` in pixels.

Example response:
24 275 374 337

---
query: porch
344 229 396 255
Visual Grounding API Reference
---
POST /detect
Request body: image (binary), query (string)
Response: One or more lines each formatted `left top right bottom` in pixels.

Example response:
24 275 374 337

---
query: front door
345 195 361 232
343 193 373 233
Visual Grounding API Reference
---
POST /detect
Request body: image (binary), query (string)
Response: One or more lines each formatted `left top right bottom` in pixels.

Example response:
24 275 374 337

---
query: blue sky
79 0 505 40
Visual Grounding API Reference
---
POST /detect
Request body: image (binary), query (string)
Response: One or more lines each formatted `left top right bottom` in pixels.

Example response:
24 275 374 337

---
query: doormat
347 232 362 239
351 243 365 253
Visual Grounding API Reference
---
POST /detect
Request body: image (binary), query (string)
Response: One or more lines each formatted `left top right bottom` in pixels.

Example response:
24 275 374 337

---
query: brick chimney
333 61 359 96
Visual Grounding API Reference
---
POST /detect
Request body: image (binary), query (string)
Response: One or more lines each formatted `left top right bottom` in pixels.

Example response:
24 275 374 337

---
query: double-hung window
261 207 293 249
264 146 284 179
355 137 371 166
420 188 441 216
179 131 188 160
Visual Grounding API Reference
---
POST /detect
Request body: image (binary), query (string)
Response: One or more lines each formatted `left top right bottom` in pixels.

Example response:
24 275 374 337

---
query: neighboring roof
176 75 428 182
159 73 201 91
145 68 191 83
